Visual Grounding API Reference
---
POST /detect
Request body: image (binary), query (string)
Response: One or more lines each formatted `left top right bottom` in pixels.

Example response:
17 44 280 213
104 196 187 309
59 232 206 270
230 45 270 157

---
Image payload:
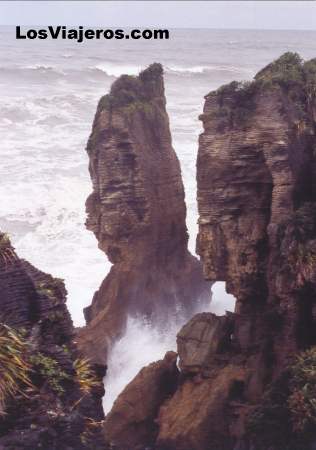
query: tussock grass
74 358 100 394
0 324 33 415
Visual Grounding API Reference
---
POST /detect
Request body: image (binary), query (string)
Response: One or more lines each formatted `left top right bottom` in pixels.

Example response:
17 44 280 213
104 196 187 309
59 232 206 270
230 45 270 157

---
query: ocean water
1 27 316 410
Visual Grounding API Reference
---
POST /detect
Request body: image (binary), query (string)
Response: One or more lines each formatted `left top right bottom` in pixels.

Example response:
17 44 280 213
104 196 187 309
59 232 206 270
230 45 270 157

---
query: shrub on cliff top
304 58 316 98
97 63 163 112
211 53 314 131
212 80 259 128
255 52 304 88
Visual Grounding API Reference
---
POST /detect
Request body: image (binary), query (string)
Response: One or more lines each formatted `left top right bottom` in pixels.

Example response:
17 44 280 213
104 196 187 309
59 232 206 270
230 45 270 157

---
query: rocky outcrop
78 63 210 365
103 311 247 450
157 364 247 450
103 351 178 450
177 312 234 375
101 54 316 450
194 52 316 449
0 232 106 449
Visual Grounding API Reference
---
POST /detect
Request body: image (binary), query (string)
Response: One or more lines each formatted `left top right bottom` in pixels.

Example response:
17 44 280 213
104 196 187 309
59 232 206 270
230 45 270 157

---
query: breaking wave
103 282 236 414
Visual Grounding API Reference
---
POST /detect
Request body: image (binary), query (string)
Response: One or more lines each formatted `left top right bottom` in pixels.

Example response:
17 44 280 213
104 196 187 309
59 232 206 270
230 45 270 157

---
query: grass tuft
0 324 33 415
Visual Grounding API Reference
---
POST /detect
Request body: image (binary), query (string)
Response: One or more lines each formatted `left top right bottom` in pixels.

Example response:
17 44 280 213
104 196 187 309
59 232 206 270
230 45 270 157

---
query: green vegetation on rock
74 358 101 394
0 324 33 414
207 53 316 131
246 347 316 450
97 63 163 112
255 52 304 88
30 352 71 395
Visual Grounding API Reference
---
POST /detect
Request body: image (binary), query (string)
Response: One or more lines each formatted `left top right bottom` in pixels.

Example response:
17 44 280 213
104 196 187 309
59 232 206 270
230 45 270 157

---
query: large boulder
103 351 179 450
177 312 234 375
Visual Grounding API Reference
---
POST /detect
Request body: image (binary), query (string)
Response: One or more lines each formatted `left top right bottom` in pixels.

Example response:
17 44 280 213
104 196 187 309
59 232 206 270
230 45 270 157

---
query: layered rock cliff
102 54 316 450
0 232 105 449
197 51 316 379
78 63 210 365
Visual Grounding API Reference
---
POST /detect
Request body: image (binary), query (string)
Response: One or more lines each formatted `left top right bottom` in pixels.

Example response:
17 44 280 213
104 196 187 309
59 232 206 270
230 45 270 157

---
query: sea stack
77 64 210 365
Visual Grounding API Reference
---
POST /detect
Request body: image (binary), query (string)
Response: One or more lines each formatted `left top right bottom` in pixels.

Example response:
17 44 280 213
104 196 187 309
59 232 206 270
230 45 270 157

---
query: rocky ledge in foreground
102 54 316 450
77 63 210 365
0 232 105 450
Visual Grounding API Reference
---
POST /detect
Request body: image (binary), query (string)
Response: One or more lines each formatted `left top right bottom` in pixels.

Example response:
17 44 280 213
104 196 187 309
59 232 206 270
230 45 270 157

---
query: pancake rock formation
102 54 316 450
78 63 210 365
0 232 105 450
194 52 316 450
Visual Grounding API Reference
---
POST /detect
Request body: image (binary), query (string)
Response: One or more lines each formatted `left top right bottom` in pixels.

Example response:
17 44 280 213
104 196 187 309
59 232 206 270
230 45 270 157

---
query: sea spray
103 281 235 414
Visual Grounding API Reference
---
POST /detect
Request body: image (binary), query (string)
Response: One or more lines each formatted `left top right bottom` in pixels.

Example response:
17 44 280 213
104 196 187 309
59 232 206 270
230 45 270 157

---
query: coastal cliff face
78 63 210 365
102 54 316 450
197 52 316 375
0 233 105 449
193 52 316 449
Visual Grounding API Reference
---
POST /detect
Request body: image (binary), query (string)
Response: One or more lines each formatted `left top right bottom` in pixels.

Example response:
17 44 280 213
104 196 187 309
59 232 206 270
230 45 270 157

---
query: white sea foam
103 281 235 414
92 63 255 78
103 315 181 414
166 65 207 74
94 63 144 77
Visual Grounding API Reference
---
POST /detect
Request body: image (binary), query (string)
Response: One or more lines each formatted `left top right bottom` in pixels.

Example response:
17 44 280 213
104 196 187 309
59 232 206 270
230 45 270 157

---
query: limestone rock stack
78 64 210 365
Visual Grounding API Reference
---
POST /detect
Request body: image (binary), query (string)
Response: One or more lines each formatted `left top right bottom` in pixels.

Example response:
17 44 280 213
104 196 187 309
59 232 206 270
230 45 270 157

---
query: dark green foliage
35 277 65 302
97 75 144 111
246 348 316 450
304 58 316 99
255 52 304 88
210 53 316 131
246 372 293 450
211 80 259 128
288 347 316 433
139 62 163 82
97 63 163 112
29 352 71 395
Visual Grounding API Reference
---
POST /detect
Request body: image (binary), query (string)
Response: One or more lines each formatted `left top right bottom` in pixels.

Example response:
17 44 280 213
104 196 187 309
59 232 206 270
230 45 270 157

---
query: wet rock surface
194 53 316 449
177 312 234 375
104 351 179 450
78 63 210 365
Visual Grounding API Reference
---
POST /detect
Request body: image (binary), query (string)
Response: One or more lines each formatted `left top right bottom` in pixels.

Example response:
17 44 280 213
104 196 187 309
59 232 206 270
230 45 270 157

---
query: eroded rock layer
194 52 316 449
0 233 105 449
78 63 210 365
102 54 316 450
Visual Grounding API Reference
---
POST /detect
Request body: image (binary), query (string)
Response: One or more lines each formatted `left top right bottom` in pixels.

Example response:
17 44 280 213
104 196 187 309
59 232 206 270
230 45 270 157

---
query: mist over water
103 314 186 414
103 281 235 414
1 27 316 409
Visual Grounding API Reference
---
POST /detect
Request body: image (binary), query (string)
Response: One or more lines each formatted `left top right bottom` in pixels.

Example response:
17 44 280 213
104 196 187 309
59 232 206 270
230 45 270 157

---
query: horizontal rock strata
194 52 316 449
78 63 210 365
0 233 106 449
101 54 316 450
